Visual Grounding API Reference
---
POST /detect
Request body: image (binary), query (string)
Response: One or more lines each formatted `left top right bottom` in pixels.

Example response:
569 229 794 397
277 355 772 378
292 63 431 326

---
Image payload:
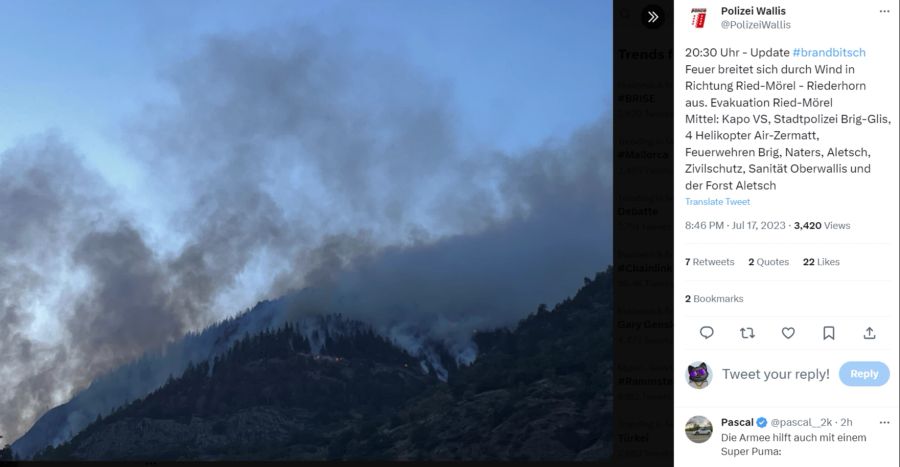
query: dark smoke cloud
1 134 118 440
2 26 610 444
69 223 204 375
130 29 496 253
0 135 286 440
280 119 612 364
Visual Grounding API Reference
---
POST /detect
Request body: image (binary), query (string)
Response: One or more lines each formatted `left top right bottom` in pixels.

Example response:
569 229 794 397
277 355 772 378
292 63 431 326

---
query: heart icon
782 327 795 339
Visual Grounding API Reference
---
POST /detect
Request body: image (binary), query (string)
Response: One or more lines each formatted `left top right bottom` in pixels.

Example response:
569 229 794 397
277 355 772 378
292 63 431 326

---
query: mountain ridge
11 294 455 459
33 266 612 460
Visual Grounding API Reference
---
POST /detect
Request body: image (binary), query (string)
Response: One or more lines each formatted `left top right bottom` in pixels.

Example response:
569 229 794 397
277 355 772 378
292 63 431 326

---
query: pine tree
0 436 13 461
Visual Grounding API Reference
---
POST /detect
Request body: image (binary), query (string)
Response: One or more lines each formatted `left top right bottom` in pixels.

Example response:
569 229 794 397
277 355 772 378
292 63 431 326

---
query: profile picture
686 361 711 389
684 416 713 443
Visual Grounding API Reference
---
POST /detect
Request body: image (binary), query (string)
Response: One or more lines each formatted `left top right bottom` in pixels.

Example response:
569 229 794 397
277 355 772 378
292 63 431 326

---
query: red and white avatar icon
691 8 707 28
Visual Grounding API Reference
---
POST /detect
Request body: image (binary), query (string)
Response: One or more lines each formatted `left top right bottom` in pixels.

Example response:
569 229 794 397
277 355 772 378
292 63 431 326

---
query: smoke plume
0 27 610 443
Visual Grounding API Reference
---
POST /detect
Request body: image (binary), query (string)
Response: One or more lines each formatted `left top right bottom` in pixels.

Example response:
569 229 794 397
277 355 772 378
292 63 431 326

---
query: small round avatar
685 415 713 443
686 361 711 389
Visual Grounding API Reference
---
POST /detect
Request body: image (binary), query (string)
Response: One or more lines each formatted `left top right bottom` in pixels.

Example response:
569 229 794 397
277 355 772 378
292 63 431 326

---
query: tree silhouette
0 435 14 461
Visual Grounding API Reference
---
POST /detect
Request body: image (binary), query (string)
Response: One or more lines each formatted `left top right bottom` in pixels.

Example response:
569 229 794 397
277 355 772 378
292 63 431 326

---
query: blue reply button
839 361 890 386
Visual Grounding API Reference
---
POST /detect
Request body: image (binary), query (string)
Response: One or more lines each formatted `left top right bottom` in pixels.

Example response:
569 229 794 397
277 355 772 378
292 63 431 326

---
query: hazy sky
1 0 611 443
1 0 610 184
1 0 611 331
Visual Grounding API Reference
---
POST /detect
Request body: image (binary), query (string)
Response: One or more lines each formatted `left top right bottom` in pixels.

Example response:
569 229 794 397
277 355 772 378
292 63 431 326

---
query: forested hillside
36 267 612 460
